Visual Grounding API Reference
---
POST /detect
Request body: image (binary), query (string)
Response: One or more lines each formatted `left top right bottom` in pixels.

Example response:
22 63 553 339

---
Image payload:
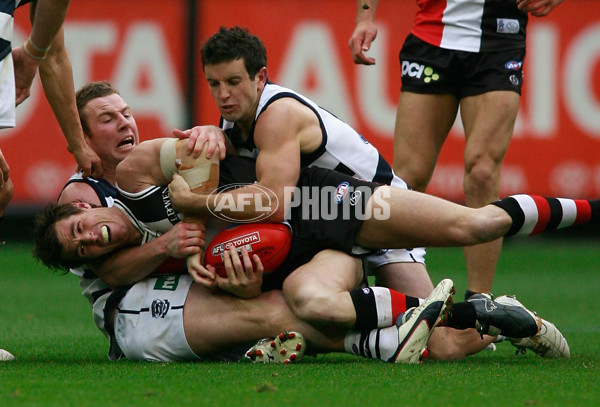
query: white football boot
495 295 570 358
392 278 455 364
245 331 306 364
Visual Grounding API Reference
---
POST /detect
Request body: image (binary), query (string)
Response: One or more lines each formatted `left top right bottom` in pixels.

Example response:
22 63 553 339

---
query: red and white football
204 223 292 277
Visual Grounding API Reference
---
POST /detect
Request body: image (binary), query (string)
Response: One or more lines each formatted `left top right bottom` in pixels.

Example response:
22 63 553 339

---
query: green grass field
0 239 598 407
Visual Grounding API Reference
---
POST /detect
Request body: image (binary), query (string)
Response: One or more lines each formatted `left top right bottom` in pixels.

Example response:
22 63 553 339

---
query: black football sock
350 287 417 330
444 301 476 330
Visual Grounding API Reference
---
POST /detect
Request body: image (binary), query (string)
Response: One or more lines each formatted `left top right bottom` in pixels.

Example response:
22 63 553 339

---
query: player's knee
285 285 334 324
394 161 432 192
464 158 502 198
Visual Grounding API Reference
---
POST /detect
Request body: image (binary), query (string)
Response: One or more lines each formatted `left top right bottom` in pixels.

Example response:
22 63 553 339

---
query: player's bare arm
0 149 10 187
349 0 380 65
90 222 204 287
168 100 318 221
0 149 11 212
36 25 103 179
251 101 305 220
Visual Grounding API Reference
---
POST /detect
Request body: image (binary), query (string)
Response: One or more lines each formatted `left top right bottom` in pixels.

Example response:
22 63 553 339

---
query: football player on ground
49 81 455 363
34 135 584 361
192 26 572 359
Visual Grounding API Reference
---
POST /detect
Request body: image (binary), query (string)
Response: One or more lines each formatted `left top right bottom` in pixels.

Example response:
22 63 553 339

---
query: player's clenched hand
216 246 263 299
187 257 217 288
168 174 195 213
163 221 204 258
348 21 378 65
70 142 104 179
173 125 227 160
516 0 562 17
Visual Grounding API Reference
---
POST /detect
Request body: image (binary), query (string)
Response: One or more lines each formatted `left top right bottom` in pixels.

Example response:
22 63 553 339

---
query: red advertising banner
3 0 187 204
2 0 599 207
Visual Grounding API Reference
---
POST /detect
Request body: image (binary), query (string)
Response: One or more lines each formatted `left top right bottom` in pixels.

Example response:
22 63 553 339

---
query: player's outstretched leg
495 296 570 358
245 331 306 364
493 195 599 237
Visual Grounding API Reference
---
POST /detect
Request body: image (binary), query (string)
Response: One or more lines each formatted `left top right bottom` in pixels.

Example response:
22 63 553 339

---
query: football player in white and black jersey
200 26 488 359
349 0 562 301
36 134 586 361
53 81 466 364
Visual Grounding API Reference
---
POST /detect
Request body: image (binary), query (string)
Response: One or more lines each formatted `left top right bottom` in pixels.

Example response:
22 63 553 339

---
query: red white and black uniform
400 0 528 97
412 0 527 53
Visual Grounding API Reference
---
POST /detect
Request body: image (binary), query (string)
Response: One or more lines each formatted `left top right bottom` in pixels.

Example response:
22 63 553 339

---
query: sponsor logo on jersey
509 74 520 86
151 299 170 318
154 275 179 291
505 61 523 70
211 232 260 256
162 188 180 225
401 61 439 83
334 182 350 204
497 18 520 34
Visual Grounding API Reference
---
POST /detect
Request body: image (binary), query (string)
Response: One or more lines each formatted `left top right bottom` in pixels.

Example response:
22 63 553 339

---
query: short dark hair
32 203 85 271
201 26 267 79
76 81 120 134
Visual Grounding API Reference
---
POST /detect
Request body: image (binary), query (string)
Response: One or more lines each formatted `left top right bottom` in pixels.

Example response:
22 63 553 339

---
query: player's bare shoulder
58 181 102 206
257 97 322 152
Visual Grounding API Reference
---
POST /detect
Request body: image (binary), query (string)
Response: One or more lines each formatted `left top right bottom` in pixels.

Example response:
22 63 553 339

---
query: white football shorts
114 274 201 362
364 247 426 272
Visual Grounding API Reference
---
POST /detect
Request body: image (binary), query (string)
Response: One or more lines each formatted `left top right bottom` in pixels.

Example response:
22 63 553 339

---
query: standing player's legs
393 92 459 192
389 91 492 359
459 90 520 294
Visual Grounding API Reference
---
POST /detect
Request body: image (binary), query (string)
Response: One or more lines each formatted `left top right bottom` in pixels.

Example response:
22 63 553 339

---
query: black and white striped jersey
221 82 408 190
